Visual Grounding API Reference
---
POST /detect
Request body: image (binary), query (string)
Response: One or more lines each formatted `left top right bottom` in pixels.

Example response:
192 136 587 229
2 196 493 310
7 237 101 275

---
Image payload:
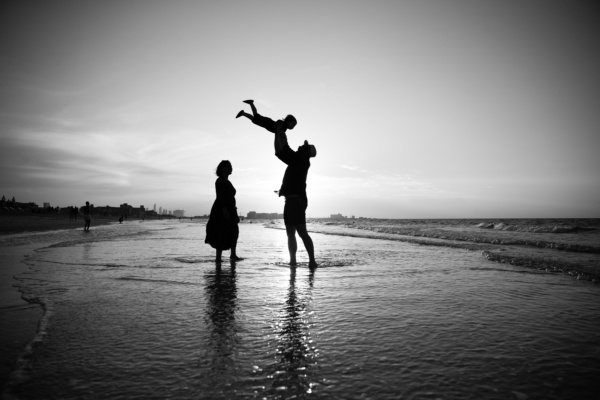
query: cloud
313 169 462 201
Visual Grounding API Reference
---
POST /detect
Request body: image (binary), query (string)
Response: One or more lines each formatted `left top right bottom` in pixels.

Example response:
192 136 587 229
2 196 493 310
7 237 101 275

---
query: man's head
284 115 297 130
298 140 317 158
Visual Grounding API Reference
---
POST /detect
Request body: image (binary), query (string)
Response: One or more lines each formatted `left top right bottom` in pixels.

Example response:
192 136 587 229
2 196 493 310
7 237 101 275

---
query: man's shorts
284 196 307 226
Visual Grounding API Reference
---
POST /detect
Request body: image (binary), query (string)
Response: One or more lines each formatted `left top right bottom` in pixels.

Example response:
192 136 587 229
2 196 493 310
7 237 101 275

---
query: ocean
2 219 599 399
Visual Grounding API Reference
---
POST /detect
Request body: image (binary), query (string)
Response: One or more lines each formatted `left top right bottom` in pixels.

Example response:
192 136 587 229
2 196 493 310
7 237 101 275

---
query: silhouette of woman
205 160 243 262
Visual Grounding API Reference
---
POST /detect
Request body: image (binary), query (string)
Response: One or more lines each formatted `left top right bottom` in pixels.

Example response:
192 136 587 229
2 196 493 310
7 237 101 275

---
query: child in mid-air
236 100 297 153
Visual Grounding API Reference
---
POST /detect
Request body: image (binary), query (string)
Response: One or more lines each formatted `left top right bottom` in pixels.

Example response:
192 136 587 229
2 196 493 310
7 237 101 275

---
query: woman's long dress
205 177 239 250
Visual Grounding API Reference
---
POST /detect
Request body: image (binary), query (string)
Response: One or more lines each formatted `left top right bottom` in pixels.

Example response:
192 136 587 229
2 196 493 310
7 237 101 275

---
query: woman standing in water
205 160 243 262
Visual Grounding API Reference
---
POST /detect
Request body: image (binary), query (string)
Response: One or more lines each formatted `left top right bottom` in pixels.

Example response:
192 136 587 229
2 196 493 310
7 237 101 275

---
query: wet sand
0 214 125 390
0 245 44 390
0 215 194 391
3 220 599 399
2 217 598 393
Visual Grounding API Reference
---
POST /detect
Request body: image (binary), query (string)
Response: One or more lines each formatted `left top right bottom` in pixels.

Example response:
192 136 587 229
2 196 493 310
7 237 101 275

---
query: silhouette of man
274 133 318 268
81 201 91 231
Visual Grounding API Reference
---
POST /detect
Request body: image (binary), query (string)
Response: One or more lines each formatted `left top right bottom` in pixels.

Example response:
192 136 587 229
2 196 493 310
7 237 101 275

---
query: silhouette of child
236 100 297 153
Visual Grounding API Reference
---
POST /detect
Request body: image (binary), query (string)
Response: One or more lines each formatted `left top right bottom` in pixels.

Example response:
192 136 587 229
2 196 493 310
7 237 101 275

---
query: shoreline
306 218 600 284
0 215 180 392
0 244 47 391
0 214 184 236
0 213 192 237
0 214 118 235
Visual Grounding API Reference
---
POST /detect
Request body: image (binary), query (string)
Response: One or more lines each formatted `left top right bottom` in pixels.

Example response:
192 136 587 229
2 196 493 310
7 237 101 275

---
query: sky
1 0 598 218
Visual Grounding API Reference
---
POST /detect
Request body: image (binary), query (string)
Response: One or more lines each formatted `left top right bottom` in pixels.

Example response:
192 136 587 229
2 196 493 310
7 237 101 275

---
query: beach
0 214 121 390
0 213 184 236
1 217 599 399
0 213 153 390
0 214 109 235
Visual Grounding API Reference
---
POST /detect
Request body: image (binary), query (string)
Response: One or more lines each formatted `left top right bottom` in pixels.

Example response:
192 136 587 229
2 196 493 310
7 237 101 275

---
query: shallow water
5 221 600 399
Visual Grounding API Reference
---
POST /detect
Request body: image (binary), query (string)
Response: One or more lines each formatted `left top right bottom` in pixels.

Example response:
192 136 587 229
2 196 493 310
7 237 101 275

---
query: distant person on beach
236 100 297 153
81 201 91 231
274 136 318 268
69 206 78 221
205 160 243 262
119 215 124 224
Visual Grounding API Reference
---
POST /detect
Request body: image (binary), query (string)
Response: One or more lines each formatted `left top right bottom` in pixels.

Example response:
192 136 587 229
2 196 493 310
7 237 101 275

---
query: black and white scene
1 1 599 399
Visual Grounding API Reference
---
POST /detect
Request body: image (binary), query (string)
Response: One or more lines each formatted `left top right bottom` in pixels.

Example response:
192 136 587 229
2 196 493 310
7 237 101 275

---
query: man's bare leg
286 225 298 266
296 224 317 268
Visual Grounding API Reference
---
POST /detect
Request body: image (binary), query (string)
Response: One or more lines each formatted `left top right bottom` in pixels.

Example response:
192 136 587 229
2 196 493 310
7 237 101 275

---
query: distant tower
153 203 156 212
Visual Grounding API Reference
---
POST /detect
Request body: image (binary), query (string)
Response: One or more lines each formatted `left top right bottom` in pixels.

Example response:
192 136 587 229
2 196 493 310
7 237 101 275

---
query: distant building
246 211 283 219
43 202 51 208
330 213 347 220
95 204 145 218
173 209 185 218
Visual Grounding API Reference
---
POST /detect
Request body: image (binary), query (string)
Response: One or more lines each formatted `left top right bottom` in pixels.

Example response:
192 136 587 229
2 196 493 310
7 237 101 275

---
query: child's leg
236 110 253 119
243 99 257 116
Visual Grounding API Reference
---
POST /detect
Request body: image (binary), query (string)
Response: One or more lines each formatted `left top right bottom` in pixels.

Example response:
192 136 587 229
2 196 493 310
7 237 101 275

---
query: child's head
284 115 297 130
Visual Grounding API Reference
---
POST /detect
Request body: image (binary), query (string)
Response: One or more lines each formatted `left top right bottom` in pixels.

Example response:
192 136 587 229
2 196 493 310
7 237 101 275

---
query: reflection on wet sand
264 267 321 398
200 261 241 390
